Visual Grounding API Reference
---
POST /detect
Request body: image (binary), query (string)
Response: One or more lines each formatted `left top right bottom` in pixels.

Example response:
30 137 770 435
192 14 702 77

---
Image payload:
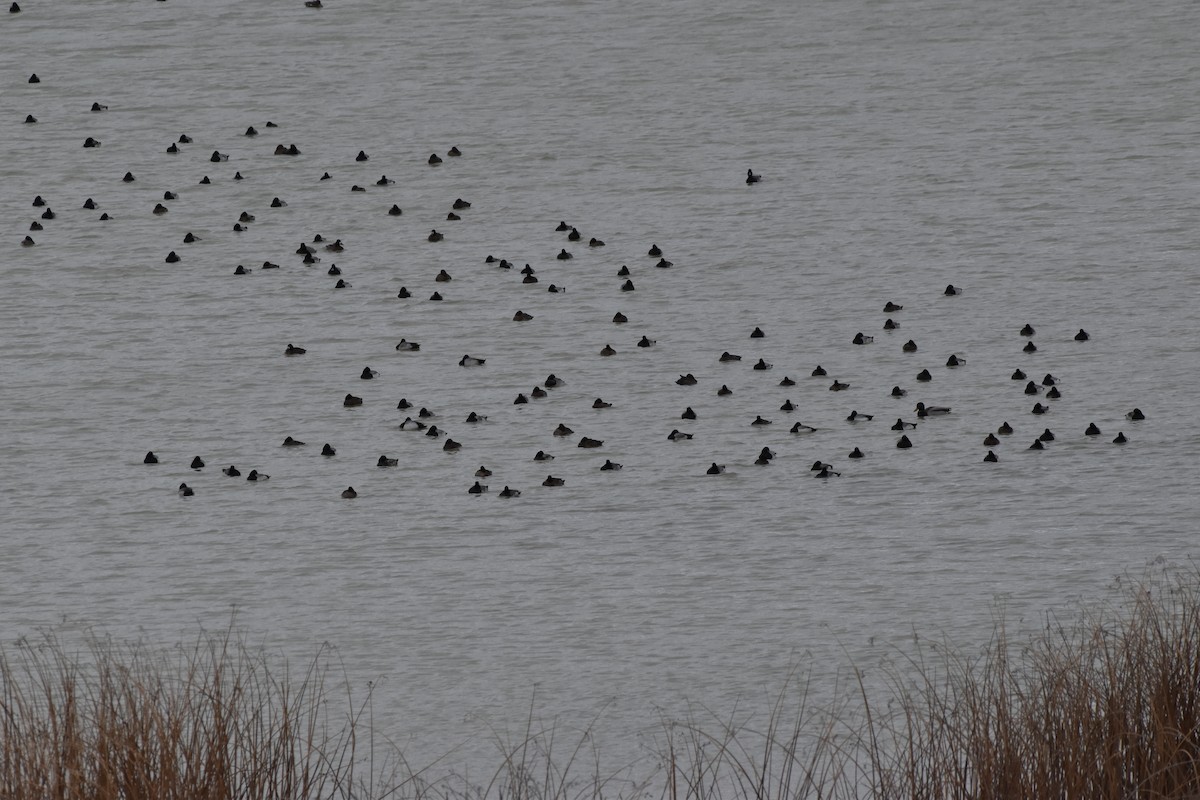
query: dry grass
4 568 1200 799
0 625 393 800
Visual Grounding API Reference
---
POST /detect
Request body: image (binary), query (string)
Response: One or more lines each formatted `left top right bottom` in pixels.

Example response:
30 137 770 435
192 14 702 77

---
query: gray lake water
2 0 1198 781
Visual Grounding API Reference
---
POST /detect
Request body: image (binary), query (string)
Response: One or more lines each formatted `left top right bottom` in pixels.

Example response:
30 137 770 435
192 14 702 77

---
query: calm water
2 0 1198 779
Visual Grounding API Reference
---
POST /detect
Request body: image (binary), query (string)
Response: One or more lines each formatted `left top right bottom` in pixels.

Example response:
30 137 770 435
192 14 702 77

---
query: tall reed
3 568 1199 799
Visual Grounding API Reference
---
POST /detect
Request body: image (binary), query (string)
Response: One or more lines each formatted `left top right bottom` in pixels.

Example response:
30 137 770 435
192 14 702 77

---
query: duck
397 399 413 409
543 475 565 486
811 366 827 377
190 456 205 469
681 407 697 420
428 230 444 242
246 470 269 481
891 419 917 430
578 437 604 448
424 426 444 438
589 238 605 247
719 352 742 362
891 386 908 398
531 387 548 399
780 399 795 411
790 422 817 434
435 269 452 282
459 354 486 366
1046 387 1062 399
475 466 493 477
465 412 487 423
814 465 841 478
1028 440 1045 450
1039 429 1055 442
613 312 629 324
1074 329 1090 341
745 169 761 184
750 416 772 426
567 227 581 241
655 258 674 269
667 430 693 441
498 486 521 498
1023 341 1038 353
1126 408 1145 420
1085 422 1102 436
354 150 369 161
428 153 442 165
398 418 426 431
983 433 1000 446
997 422 1014 435
750 326 765 338
468 481 488 494
944 285 962 296
1020 324 1036 337
718 385 734 396
513 393 529 405
343 393 363 406
378 455 399 467
706 463 726 474
600 344 617 356
915 369 932 382
896 435 913 449
341 487 357 498
178 483 194 496
1113 432 1128 444
902 340 918 353
850 447 866 459
544 375 563 388
223 465 241 477
360 367 378 379
846 410 873 422
593 398 612 408
829 380 850 391
513 311 534 321
282 436 306 447
883 301 903 312
753 359 773 370
443 439 462 451
945 354 965 367
852 332 873 345
553 424 574 437
395 339 420 351
1025 381 1043 395
914 402 951 417
1011 369 1027 380
621 280 636 291
600 460 623 471
388 205 402 216
557 249 573 260
779 376 797 386
321 444 336 456
534 451 554 461
1031 403 1049 415
143 452 158 464
556 221 571 231
983 450 998 462
676 374 698 386
637 336 656 348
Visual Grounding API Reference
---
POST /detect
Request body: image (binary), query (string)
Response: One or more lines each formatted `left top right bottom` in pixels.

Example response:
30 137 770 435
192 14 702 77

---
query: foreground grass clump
0 627 385 800
862 571 1200 799
3 569 1200 799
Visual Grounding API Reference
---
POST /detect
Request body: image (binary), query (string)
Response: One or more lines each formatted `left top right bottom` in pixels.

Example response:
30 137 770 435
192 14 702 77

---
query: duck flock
10 5 1148 505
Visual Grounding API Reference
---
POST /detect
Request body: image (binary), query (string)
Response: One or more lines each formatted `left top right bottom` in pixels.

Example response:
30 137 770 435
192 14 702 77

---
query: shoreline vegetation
3 569 1198 799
